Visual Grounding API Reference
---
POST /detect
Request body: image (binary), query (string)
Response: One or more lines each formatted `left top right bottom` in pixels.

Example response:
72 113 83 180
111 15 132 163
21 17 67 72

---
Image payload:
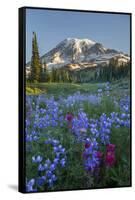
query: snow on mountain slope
40 38 96 66
26 38 130 72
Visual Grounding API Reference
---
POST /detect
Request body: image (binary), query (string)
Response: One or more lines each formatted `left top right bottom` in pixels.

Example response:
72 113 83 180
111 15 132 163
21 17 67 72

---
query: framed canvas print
19 7 132 193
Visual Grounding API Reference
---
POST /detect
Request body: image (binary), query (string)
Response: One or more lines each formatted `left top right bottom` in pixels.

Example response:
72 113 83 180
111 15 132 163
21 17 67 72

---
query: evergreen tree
40 61 49 82
30 32 42 82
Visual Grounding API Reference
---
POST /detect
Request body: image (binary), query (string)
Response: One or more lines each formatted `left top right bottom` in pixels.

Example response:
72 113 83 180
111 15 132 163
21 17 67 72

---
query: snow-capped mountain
26 38 130 72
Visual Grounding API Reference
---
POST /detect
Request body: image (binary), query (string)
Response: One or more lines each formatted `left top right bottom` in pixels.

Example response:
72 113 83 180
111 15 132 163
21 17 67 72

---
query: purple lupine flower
48 178 53 187
56 152 60 158
53 158 59 165
121 113 126 118
32 155 43 163
44 138 52 144
60 148 65 154
38 164 45 171
83 138 100 172
46 170 53 178
60 158 66 167
44 163 49 170
52 139 59 146
50 163 56 171
26 179 37 192
36 177 45 186
53 146 59 153
45 159 51 165
52 174 57 181
26 135 33 142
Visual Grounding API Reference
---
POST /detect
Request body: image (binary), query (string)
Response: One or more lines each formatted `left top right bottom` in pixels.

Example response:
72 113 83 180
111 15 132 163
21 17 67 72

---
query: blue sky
26 8 130 62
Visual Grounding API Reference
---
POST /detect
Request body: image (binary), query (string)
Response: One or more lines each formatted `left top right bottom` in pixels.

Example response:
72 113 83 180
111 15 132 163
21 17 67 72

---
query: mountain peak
62 37 95 45
27 37 130 71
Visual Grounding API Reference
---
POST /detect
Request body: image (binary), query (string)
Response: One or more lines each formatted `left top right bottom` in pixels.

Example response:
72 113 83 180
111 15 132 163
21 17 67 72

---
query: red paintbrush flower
65 113 74 122
106 144 115 152
85 143 91 149
105 151 116 167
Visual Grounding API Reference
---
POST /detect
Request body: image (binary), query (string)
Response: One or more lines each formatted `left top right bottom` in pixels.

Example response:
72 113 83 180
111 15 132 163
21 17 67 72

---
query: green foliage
26 82 99 97
43 59 130 84
96 59 131 82
26 87 45 95
26 79 130 98
29 32 42 82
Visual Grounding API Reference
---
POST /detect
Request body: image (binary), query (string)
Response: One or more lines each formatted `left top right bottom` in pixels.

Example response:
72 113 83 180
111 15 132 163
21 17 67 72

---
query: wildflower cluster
105 144 116 167
33 97 64 129
82 138 101 172
61 92 101 107
26 129 39 142
71 109 89 142
119 95 130 113
89 115 111 145
98 113 112 144
26 138 66 192
110 112 130 128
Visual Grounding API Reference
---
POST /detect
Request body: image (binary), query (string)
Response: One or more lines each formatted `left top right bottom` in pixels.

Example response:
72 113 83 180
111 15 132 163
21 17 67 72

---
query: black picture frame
19 6 132 193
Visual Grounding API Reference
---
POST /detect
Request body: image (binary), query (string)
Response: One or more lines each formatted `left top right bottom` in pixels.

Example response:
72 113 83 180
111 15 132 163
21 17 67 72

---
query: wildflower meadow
25 80 131 192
